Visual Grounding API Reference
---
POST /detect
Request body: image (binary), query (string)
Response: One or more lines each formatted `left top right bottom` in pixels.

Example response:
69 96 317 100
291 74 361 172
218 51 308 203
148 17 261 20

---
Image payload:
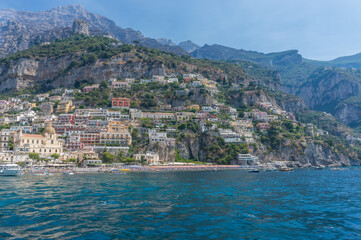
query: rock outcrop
72 19 89 35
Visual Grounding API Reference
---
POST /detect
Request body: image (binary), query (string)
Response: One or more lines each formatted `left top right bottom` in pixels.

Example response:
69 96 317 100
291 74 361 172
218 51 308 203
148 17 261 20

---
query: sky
0 0 361 60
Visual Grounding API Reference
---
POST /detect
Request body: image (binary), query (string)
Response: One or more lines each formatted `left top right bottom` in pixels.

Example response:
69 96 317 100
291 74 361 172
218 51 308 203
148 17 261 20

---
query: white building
134 152 160 165
219 129 243 143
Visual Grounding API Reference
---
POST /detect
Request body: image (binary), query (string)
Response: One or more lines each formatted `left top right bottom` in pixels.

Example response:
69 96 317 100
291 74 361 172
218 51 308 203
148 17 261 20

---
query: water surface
1 169 361 239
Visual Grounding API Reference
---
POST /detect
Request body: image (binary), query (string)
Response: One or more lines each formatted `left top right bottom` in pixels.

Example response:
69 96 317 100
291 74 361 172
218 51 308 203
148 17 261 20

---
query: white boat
0 164 21 176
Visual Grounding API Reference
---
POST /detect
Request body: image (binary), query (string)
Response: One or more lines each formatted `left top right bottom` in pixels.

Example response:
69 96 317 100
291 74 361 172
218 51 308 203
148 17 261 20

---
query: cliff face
297 68 361 111
172 88 217 108
173 131 356 167
0 54 164 93
258 139 354 167
0 47 248 94
335 103 361 126
277 96 306 114
72 19 89 35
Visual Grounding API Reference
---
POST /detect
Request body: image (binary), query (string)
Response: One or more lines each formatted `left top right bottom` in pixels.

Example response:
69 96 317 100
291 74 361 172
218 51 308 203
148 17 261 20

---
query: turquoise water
1 169 361 239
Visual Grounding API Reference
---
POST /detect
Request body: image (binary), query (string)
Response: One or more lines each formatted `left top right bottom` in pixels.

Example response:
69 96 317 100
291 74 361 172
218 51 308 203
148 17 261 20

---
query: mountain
191 44 318 92
304 52 361 69
178 40 200 53
3 4 361 131
191 44 302 66
0 5 187 57
1 34 360 167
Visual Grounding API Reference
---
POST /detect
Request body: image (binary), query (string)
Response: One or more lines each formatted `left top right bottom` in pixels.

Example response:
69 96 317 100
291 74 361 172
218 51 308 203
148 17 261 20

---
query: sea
1 168 361 240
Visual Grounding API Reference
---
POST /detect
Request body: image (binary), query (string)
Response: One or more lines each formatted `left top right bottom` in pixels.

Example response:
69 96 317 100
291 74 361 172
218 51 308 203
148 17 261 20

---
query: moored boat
330 167 346 171
248 169 260 173
278 167 293 172
0 164 21 176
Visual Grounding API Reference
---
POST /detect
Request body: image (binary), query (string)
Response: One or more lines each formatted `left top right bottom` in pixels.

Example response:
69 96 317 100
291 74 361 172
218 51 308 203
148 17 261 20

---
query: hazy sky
1 0 361 60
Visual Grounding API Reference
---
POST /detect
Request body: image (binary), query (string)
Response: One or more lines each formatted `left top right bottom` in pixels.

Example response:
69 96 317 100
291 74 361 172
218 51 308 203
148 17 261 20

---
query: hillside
1 35 361 166
1 34 281 94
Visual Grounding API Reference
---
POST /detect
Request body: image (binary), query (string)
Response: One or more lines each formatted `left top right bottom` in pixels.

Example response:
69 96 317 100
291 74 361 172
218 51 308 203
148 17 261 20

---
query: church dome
44 122 56 135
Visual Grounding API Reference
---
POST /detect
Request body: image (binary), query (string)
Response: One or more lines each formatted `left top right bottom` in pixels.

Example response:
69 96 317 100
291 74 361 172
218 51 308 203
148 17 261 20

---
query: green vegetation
336 95 361 109
74 80 111 107
28 153 40 163
101 152 115 163
0 34 132 65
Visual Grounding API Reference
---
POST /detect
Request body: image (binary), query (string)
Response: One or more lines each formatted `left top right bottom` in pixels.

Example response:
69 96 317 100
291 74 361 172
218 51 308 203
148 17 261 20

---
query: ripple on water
1 169 361 239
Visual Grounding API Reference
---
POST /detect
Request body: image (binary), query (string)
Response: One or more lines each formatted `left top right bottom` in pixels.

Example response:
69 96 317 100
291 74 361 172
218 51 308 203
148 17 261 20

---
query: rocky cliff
334 96 361 126
0 36 249 94
258 140 355 167
297 67 361 114
173 130 356 167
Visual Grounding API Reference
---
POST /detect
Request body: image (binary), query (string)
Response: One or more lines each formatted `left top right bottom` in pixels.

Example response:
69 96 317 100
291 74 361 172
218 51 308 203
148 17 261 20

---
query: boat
278 167 293 172
63 171 75 175
0 164 21 176
315 165 325 170
248 169 260 173
330 167 346 171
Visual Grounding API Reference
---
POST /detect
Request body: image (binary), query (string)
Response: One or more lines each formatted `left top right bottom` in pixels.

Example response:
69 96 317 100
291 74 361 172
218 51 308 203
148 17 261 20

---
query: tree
99 80 108 90
122 157 136 164
29 153 40 163
8 138 14 150
42 158 51 164
140 118 152 128
117 151 124 162
141 156 146 165
102 152 115 163
51 153 59 162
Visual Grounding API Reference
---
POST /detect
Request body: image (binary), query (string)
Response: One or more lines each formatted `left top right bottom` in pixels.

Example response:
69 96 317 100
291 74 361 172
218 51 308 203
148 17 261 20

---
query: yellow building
187 105 200 111
107 120 130 132
13 123 63 156
175 112 196 122
56 100 75 113
100 120 132 146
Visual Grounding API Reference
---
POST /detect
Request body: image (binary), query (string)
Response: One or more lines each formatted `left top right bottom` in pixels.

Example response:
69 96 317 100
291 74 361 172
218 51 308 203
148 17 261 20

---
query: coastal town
0 72 330 172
